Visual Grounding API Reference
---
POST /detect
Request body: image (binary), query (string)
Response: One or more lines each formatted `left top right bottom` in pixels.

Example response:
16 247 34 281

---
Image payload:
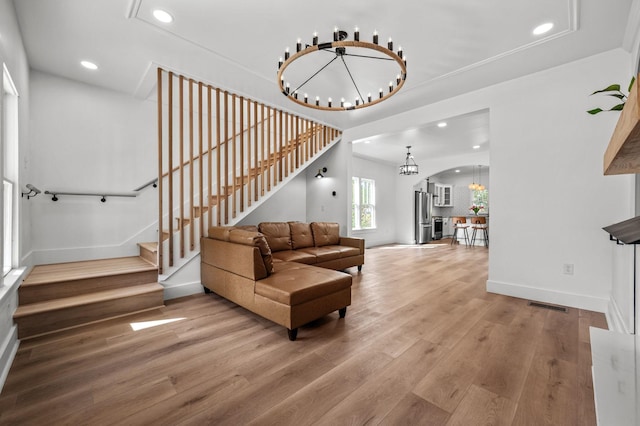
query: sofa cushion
272 250 317 265
321 245 361 257
289 221 314 249
258 222 292 252
228 229 274 274
256 262 351 305
311 222 341 247
298 246 342 263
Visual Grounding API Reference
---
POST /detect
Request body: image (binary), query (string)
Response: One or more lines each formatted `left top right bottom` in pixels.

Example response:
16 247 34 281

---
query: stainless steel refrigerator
415 191 433 244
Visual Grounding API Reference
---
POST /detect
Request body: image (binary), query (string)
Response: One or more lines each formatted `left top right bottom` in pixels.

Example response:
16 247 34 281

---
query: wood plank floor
0 241 607 425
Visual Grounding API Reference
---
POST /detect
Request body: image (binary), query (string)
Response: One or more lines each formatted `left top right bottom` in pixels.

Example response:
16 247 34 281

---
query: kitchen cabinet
434 184 453 207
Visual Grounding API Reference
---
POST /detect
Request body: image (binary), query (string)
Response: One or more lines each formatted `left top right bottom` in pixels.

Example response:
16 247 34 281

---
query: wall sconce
21 184 41 199
315 167 327 179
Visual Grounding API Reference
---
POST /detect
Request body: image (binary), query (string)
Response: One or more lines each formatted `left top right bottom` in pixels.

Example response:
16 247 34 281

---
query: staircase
13 243 163 340
156 70 342 275
12 71 340 339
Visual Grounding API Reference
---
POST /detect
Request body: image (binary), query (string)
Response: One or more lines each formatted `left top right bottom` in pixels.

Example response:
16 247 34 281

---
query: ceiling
352 108 490 168
12 0 634 165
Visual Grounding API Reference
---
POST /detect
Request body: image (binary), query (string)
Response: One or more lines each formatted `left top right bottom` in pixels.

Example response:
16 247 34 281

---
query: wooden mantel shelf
604 74 640 175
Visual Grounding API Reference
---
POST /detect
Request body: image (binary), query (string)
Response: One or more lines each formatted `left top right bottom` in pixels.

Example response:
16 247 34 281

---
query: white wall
27 71 158 264
351 155 396 247
306 140 351 234
487 49 632 314
344 48 633 315
238 172 306 225
0 0 30 393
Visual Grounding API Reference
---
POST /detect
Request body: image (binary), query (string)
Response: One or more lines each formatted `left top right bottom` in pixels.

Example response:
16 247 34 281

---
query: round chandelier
277 28 407 111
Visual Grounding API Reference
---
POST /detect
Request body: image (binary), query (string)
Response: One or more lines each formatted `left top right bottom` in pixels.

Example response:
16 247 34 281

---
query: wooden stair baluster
156 69 343 274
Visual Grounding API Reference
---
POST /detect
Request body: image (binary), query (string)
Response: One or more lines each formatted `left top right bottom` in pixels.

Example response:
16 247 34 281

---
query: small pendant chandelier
399 146 419 175
468 165 485 190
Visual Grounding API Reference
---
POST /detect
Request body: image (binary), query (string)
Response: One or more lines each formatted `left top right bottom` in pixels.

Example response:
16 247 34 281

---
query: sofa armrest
339 237 365 254
201 237 268 280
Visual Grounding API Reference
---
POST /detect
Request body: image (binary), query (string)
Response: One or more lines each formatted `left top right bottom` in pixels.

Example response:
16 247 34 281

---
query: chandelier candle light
277 27 407 111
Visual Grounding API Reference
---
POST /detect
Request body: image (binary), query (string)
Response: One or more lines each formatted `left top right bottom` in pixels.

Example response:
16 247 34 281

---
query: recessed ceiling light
80 60 98 70
364 140 371 144
153 9 173 23
473 145 480 149
437 122 447 128
455 169 460 173
533 22 553 35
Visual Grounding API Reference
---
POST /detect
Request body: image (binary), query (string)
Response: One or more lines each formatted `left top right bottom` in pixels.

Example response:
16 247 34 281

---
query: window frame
470 188 489 214
3 179 13 277
352 176 376 230
2 63 19 280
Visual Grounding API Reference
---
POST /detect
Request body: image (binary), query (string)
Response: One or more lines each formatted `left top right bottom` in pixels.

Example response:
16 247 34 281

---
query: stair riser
139 247 157 265
19 270 159 305
15 289 164 339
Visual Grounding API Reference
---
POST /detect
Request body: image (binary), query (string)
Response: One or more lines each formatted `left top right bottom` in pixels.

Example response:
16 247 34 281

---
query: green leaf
628 76 636 92
610 103 625 111
606 93 626 100
587 108 603 114
591 84 621 95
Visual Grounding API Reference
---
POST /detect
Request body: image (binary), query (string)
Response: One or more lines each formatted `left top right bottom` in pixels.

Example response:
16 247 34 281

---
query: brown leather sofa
200 222 364 340
258 221 364 271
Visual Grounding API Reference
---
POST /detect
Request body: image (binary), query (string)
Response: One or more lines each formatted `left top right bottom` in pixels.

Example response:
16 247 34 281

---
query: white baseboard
0 325 19 393
486 280 609 313
161 281 203 300
606 297 630 334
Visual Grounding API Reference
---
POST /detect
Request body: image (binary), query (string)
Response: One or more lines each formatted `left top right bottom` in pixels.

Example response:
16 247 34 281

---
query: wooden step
19 256 158 305
192 206 209 217
234 175 249 185
174 205 210 230
14 283 164 339
138 242 157 266
210 195 226 206
175 217 191 230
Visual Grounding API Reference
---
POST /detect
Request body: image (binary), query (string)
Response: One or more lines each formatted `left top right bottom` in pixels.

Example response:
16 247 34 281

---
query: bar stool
451 216 469 246
470 216 489 247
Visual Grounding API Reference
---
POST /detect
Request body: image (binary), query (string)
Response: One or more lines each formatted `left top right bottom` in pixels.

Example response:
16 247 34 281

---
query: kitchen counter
446 216 489 245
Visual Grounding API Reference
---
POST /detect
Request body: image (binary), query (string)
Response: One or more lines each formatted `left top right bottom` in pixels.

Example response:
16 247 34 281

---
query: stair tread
22 256 157 286
137 242 158 252
14 283 163 317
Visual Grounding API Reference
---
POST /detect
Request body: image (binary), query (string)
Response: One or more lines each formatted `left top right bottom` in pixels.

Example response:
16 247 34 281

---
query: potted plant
587 77 635 114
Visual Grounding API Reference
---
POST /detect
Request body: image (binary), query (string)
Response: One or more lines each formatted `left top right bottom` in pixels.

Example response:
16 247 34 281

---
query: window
471 189 489 213
352 177 376 230
2 64 18 278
